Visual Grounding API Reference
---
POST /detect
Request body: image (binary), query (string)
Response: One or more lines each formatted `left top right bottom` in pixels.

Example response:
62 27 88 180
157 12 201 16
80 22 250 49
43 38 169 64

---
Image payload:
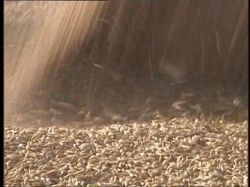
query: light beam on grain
4 2 105 122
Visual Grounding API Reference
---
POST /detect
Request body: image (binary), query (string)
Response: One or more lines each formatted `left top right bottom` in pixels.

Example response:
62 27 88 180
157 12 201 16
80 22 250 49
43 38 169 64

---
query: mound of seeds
5 118 248 187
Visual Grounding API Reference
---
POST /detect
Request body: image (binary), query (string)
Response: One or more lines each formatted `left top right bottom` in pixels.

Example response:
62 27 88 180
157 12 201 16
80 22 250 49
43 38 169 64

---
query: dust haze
4 1 248 127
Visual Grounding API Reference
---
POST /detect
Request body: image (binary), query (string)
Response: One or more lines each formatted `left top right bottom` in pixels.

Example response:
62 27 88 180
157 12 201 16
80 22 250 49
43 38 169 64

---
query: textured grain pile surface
5 118 248 187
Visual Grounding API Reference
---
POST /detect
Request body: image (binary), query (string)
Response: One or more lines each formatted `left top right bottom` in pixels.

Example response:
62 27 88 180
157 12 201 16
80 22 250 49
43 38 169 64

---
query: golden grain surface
4 118 248 187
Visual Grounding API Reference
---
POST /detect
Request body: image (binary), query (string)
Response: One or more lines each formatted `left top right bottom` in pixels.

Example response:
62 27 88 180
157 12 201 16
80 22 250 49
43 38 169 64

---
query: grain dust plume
4 2 105 123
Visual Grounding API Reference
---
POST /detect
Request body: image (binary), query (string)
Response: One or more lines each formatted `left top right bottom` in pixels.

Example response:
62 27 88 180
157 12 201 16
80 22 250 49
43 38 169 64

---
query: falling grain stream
4 2 104 122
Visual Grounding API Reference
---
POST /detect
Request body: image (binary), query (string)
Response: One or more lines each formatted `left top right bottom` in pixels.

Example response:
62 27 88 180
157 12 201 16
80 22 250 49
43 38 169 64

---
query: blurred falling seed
93 63 122 81
84 110 93 121
171 101 191 111
233 98 241 106
77 110 85 116
51 100 76 111
32 109 50 115
93 63 104 70
50 108 62 116
154 110 165 120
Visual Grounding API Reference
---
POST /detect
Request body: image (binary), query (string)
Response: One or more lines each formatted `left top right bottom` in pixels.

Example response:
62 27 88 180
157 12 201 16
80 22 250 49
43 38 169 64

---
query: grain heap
5 118 248 187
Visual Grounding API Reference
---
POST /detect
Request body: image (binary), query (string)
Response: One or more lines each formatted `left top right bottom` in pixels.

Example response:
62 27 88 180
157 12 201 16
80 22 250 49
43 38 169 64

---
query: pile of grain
5 118 247 187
